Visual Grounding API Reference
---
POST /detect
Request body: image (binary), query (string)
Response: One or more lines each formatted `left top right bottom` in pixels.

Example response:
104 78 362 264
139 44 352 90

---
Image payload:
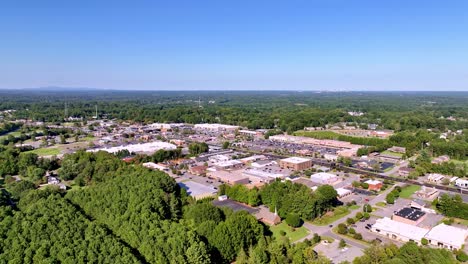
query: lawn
375 202 387 207
0 131 22 139
381 150 404 158
270 222 309 242
311 206 350 226
399 185 421 199
348 205 360 210
294 130 342 139
26 147 60 156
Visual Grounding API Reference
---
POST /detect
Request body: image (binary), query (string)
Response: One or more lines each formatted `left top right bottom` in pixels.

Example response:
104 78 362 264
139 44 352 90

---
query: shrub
363 204 372 213
363 212 370 219
286 213 302 228
279 230 286 236
346 218 355 225
353 233 363 240
337 223 348 234
312 233 321 244
348 228 356 235
421 238 428 245
339 239 347 248
355 212 363 220
386 193 395 204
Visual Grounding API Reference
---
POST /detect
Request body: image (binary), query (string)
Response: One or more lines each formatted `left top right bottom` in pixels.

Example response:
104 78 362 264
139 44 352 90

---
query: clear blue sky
1 0 467 91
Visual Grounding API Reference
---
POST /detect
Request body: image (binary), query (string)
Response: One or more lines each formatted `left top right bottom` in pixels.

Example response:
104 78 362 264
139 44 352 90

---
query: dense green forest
1 90 467 132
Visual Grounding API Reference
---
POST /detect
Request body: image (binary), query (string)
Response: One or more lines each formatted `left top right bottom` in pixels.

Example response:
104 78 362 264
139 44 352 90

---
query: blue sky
1 0 467 90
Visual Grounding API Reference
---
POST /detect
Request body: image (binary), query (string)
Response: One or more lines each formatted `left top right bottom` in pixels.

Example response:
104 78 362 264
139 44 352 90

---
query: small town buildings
398 167 414 177
239 155 266 164
178 181 217 200
279 157 312 171
455 178 468 188
214 160 243 170
415 186 439 199
242 169 284 184
424 224 468 250
427 173 446 184
310 172 338 185
388 146 406 154
254 206 281 226
392 207 426 225
371 217 429 245
365 179 383 191
335 187 352 198
189 165 208 176
142 162 168 171
207 170 250 185
432 155 450 164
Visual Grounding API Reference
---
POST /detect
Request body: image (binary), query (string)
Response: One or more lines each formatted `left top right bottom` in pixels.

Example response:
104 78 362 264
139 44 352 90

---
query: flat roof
178 181 217 197
394 207 426 221
365 179 382 185
424 224 468 248
311 172 337 180
280 157 311 164
373 217 429 241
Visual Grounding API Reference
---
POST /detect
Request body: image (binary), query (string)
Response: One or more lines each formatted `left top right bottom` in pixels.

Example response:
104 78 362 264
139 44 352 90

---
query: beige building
279 157 312 171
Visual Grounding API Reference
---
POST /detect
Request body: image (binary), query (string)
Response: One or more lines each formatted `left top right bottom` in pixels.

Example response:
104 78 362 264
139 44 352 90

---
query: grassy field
294 130 342 139
399 185 421 199
311 206 350 226
0 131 22 139
381 150 404 158
26 148 60 156
349 205 360 210
375 202 387 207
270 222 309 242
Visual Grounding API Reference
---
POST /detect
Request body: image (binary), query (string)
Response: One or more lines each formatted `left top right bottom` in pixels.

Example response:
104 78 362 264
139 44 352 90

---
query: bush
348 228 356 235
353 233 363 240
312 233 321 244
355 212 363 220
421 238 428 245
337 223 348 234
279 230 286 236
363 204 373 213
339 239 347 248
363 212 370 220
346 218 355 225
286 213 302 228
456 251 468 262
386 193 395 204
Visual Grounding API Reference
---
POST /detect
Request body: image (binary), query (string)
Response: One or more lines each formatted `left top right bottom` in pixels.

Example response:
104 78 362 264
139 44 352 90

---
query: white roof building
310 172 338 185
88 141 176 154
281 157 311 164
365 179 382 185
371 217 429 245
142 162 167 171
455 178 468 188
242 169 284 183
427 173 446 183
335 187 352 198
424 224 468 250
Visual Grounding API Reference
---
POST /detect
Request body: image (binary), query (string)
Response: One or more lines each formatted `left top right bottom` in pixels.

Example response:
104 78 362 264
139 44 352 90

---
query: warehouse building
242 169 284 184
178 181 217 200
424 224 468 250
310 172 338 185
371 217 429 245
278 157 312 171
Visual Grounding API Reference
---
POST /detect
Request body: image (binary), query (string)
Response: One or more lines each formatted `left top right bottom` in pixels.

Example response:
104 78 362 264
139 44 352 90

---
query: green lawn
311 206 350 226
381 150 404 158
270 222 309 242
0 131 22 139
349 205 360 210
294 130 342 139
26 147 60 156
399 185 421 199
375 202 387 207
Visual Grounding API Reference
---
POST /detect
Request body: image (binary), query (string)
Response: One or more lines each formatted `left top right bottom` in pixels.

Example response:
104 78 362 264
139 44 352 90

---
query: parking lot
314 240 364 263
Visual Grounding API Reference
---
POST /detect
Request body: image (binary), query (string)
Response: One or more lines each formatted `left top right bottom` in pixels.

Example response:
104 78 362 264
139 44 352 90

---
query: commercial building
88 141 176 154
427 173 446 184
214 160 244 170
392 207 426 225
310 172 338 185
398 167 414 177
279 157 312 171
371 217 429 245
455 178 468 188
194 123 240 132
335 187 352 198
424 224 468 250
142 162 168 171
242 169 284 184
207 170 250 185
365 179 383 191
189 165 208 176
178 181 217 200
